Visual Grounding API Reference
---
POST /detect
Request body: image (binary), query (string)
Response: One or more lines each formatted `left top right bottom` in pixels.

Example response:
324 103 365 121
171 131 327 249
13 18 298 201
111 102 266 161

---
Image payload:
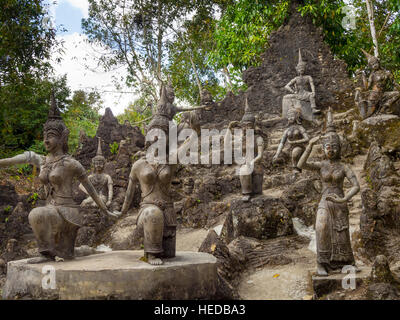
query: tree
63 90 102 153
82 0 198 108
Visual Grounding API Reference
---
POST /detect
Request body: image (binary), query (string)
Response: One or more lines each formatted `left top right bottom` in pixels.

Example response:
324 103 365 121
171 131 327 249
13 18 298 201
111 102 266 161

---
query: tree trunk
365 0 379 58
223 66 233 91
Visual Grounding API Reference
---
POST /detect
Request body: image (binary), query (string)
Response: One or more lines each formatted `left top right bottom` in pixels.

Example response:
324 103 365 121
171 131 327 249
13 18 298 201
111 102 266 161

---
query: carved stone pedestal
2 251 217 300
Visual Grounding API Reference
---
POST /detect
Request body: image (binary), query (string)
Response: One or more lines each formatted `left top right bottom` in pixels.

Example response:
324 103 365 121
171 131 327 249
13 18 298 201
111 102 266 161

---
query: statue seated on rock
79 137 113 208
226 96 264 202
297 108 360 276
273 107 309 172
355 49 400 119
282 49 320 122
121 84 200 266
0 92 119 264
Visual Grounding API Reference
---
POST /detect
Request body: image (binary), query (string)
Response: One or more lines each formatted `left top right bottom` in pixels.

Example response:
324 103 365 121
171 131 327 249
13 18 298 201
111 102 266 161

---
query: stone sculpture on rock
0 92 119 264
273 107 309 172
297 108 360 276
355 49 400 119
227 96 264 202
282 49 320 122
121 84 200 265
79 137 113 208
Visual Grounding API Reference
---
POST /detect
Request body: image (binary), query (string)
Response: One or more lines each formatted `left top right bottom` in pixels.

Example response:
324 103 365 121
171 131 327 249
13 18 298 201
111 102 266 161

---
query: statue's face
323 141 340 159
93 159 105 172
166 88 175 102
370 60 380 71
44 131 61 153
287 113 296 124
296 64 305 75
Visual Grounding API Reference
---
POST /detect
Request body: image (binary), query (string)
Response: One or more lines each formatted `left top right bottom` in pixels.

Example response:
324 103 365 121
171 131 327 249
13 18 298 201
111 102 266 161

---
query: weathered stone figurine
282 49 320 121
121 84 200 265
0 93 119 263
227 96 264 202
297 108 360 276
79 137 113 208
355 49 400 119
273 107 309 172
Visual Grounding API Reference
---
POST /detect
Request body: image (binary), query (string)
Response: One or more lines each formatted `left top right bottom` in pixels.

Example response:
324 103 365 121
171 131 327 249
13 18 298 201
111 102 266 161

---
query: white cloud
52 33 134 115
63 0 89 19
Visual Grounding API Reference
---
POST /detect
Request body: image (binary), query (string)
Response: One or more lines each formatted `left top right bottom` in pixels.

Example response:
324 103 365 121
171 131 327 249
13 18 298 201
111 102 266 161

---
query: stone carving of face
296 64 305 75
44 131 61 153
323 141 340 160
93 159 105 173
166 87 175 103
370 59 380 71
287 112 297 124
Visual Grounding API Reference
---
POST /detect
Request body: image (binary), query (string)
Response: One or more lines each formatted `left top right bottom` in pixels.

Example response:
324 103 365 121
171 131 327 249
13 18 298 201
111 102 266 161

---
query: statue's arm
297 136 321 171
78 181 89 195
367 73 374 90
274 130 288 158
121 162 139 214
308 76 316 94
106 175 113 205
344 165 360 201
0 151 43 168
284 79 296 93
253 136 264 164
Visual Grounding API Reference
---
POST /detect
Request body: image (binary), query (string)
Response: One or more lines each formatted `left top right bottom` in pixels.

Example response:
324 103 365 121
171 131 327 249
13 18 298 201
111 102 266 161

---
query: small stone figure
227 97 264 202
355 49 400 119
282 49 320 121
79 137 113 208
297 108 360 276
273 107 310 172
0 92 119 263
121 86 200 265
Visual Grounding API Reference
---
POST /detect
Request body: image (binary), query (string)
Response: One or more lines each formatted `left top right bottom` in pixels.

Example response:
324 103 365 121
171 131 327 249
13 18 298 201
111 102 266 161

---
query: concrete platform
312 266 371 298
2 251 218 300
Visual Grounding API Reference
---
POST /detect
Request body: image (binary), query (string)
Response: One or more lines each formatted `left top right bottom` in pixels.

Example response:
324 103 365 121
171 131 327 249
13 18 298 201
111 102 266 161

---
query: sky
46 0 131 115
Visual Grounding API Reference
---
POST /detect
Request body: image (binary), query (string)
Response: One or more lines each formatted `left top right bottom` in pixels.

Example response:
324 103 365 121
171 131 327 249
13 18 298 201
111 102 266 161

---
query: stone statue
273 107 310 172
282 49 320 122
297 108 360 276
227 96 264 202
79 137 113 208
0 92 119 263
355 49 400 119
121 86 200 265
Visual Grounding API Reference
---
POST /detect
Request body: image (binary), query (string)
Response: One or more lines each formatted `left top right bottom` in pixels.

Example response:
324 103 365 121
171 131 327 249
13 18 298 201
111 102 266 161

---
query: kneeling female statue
0 93 119 263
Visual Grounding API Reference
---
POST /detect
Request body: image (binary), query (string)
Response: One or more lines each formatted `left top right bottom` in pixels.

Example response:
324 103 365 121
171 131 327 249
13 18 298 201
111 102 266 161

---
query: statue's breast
48 166 65 187
321 164 345 185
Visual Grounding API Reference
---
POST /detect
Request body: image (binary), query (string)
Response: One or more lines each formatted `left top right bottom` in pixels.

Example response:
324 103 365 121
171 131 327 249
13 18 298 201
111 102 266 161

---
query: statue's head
322 108 341 160
287 107 302 125
43 91 69 154
296 48 306 75
163 83 175 103
361 48 380 71
240 95 256 130
92 137 106 173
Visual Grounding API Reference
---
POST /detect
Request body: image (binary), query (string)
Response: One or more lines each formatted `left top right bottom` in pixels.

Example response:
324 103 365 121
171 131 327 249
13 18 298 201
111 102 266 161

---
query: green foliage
109 141 119 155
28 192 39 206
63 90 102 153
209 0 290 81
4 206 12 214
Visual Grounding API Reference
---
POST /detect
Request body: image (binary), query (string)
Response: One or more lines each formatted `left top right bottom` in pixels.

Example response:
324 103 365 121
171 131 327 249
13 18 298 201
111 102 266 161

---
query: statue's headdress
361 48 380 66
93 137 106 163
322 107 341 147
43 90 69 153
296 48 306 69
146 83 171 135
241 95 256 124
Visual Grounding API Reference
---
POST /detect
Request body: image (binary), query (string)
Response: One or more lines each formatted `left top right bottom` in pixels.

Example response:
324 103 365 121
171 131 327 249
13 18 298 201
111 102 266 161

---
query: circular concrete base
2 251 217 300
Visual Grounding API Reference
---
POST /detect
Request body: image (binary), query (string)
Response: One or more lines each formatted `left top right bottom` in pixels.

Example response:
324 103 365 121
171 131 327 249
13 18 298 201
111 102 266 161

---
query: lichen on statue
0 91 119 264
